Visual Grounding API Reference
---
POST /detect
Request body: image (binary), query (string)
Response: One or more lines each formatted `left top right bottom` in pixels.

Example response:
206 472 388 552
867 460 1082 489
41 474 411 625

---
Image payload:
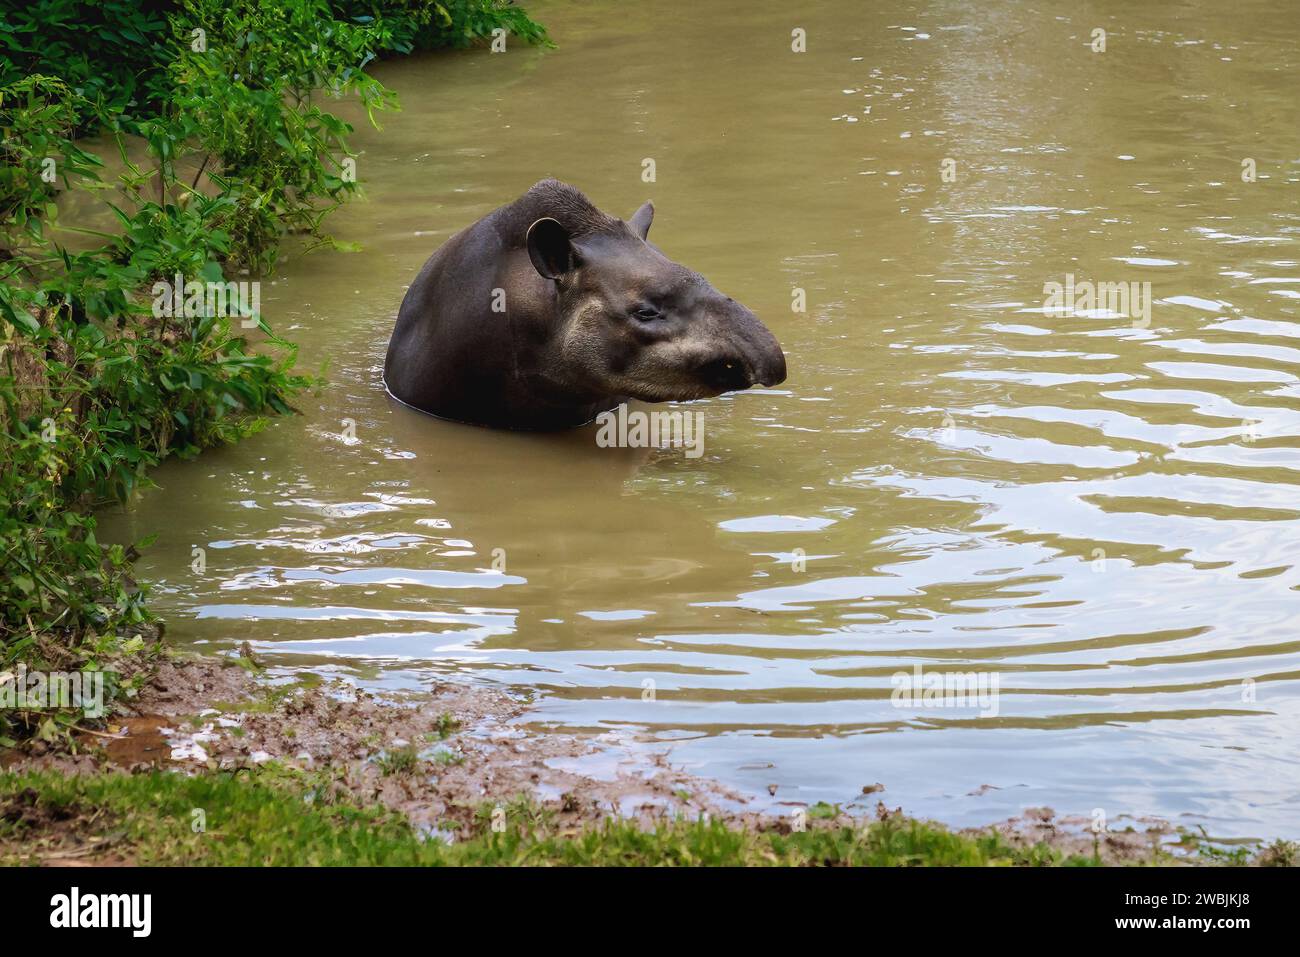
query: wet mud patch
5 655 750 838
140 659 749 834
974 806 1175 866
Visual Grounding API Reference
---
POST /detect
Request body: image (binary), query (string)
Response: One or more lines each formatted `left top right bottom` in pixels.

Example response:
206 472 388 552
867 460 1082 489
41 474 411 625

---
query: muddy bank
11 655 748 835
4 653 1282 866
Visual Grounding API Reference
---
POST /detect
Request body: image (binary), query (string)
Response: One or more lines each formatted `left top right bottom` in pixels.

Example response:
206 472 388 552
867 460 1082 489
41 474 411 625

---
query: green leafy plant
0 0 548 748
329 0 550 55
165 0 399 270
0 1 176 130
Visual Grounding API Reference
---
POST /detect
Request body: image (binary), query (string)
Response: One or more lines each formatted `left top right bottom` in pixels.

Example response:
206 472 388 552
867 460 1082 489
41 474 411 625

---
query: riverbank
0 0 549 749
3 653 1294 866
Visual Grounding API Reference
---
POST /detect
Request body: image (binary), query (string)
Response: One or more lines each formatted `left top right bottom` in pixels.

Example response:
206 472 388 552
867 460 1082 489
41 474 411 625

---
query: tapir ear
526 217 576 280
628 201 654 240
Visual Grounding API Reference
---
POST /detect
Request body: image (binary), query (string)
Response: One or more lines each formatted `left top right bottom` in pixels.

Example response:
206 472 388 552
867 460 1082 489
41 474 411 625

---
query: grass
0 767 1108 867
374 743 421 777
434 712 461 740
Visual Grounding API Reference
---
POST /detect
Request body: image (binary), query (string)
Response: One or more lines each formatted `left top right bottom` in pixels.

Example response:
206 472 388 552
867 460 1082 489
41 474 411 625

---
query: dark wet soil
2 654 1240 865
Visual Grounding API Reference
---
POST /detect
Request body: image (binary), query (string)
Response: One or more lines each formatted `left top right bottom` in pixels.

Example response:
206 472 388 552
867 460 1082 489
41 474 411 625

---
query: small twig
190 153 211 193
71 725 128 740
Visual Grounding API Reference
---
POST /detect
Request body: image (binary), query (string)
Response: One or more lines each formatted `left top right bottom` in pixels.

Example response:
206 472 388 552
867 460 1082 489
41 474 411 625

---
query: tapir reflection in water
383 179 787 430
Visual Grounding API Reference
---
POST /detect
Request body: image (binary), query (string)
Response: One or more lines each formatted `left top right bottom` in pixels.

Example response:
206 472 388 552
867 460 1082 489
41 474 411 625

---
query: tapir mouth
695 351 787 392
697 356 755 393
699 330 788 393
753 349 788 387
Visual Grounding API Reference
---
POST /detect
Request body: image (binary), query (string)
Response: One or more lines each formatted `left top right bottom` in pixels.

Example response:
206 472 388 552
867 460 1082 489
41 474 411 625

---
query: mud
21 656 749 834
0 654 1235 864
975 807 1174 864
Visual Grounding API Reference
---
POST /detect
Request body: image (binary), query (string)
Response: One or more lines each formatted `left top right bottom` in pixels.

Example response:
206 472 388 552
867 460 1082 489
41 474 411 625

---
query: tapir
383 179 787 430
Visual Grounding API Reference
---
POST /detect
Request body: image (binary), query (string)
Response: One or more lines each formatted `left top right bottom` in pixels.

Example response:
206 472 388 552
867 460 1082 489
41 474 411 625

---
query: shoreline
3 652 1293 866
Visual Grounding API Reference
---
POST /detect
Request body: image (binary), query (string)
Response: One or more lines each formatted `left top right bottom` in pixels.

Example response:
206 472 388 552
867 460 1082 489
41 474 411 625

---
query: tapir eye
630 306 663 322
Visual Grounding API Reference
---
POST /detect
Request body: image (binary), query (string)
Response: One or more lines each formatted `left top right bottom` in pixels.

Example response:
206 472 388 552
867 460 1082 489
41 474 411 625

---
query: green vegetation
434 711 461 739
1172 824 1294 866
375 742 422 776
0 1 547 744
0 768 1108 866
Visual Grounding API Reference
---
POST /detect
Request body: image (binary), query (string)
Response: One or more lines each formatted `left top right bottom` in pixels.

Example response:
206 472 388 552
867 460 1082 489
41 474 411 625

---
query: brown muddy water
98 0 1300 837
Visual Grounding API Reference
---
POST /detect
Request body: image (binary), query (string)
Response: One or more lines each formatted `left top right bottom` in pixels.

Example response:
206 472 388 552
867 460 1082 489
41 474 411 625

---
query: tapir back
384 183 600 427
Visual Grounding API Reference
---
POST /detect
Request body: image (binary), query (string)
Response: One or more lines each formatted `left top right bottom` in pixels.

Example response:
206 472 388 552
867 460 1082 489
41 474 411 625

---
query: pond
99 0 1300 837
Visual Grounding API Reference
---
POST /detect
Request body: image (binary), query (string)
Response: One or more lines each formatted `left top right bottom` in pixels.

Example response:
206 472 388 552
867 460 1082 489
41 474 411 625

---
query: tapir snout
693 302 787 394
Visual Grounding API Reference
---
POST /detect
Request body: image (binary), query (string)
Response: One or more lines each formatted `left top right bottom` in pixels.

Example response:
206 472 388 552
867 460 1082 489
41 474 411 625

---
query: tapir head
525 202 787 403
